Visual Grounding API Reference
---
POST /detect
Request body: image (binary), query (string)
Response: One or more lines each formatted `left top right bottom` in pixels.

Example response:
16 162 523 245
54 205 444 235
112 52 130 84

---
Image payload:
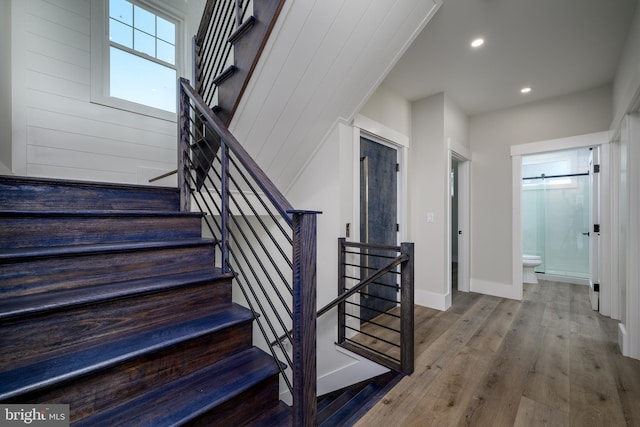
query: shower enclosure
522 148 591 279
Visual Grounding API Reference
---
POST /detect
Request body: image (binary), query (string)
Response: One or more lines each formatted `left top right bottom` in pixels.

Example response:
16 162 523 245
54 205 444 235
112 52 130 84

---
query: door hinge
396 223 400 232
594 283 600 292
396 163 400 172
594 224 600 233
593 164 600 173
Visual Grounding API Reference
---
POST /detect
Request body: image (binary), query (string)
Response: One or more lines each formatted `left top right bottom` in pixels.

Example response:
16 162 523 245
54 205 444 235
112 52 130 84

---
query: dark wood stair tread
0 304 253 400
0 175 180 211
74 347 280 427
319 383 381 427
0 269 231 320
0 209 204 217
0 238 216 262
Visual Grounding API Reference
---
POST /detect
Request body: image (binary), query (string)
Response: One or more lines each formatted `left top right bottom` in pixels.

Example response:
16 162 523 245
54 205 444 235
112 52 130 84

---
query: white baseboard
619 323 628 357
415 288 450 311
470 278 522 300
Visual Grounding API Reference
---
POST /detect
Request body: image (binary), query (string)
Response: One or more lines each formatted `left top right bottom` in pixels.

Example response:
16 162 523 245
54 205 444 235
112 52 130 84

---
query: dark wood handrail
179 78 294 224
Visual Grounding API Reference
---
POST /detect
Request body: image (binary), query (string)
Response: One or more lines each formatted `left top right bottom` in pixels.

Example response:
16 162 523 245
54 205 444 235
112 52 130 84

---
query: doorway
521 148 592 284
511 131 610 311
449 146 470 299
359 136 398 322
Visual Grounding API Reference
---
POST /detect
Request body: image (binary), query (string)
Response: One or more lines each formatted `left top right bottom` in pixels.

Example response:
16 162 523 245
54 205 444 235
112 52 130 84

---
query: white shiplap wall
11 0 204 184
231 0 442 191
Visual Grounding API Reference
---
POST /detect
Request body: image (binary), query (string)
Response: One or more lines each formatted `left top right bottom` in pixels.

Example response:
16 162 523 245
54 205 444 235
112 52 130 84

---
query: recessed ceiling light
471 38 485 48
520 86 532 94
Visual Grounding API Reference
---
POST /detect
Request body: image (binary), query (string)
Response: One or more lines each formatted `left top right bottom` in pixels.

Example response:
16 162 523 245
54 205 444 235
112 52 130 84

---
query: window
91 0 182 120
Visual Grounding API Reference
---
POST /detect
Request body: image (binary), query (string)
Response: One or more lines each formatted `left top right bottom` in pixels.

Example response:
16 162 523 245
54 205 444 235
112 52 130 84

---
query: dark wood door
360 137 398 322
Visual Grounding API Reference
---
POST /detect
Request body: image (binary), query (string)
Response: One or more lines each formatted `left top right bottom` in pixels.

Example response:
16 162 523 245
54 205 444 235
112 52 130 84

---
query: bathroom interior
522 147 593 285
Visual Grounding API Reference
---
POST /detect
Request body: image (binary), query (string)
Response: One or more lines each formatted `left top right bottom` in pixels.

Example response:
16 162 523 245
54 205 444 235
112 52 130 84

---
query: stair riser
9 322 254 422
0 177 180 211
0 215 203 249
0 279 232 368
189 374 281 427
0 245 216 297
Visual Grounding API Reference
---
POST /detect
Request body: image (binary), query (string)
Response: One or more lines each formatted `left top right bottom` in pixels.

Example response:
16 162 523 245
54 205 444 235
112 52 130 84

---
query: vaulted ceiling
382 0 638 116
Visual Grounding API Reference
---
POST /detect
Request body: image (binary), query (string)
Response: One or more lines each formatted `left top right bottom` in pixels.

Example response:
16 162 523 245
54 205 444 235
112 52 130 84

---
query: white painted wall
0 0 11 172
612 3 640 130
408 93 468 309
469 85 612 299
358 83 412 138
612 3 640 360
410 94 446 308
9 0 204 184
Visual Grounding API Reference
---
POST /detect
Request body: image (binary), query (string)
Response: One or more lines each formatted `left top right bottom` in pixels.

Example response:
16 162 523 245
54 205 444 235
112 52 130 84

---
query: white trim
352 117 409 245
11 0 28 175
599 143 612 316
619 323 629 357
448 139 471 295
610 139 621 320
415 288 450 311
510 131 611 156
624 113 640 359
512 154 523 298
353 114 409 148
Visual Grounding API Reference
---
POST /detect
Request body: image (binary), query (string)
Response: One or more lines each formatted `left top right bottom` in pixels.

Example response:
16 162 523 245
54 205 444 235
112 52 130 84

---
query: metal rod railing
178 77 317 425
336 238 414 375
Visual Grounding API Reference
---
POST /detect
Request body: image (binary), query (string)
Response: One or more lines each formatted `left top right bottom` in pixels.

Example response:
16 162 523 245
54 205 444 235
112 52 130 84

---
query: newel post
177 78 191 213
290 210 319 427
400 242 414 375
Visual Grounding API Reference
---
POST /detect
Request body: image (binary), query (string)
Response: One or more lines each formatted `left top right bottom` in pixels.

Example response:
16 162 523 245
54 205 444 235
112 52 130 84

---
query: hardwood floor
354 280 640 426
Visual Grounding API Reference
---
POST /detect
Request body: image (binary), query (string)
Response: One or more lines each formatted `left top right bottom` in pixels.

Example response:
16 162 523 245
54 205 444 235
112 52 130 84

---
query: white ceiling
382 0 638 116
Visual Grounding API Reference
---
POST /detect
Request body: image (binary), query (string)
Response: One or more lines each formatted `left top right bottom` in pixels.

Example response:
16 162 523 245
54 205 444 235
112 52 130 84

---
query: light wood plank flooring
355 280 640 426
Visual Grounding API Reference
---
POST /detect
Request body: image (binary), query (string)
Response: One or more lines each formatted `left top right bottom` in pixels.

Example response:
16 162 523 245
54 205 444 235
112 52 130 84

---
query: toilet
522 254 542 284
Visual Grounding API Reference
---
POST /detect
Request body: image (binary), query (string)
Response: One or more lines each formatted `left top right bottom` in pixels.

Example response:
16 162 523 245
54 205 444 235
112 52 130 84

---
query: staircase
0 175 291 426
195 0 285 125
316 372 401 427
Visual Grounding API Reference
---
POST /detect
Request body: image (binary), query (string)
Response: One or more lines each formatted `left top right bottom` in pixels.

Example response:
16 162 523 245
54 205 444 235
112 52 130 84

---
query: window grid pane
107 0 178 113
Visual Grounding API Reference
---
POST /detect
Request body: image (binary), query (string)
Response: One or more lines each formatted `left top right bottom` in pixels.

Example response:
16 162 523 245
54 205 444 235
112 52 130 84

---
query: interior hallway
355 281 640 426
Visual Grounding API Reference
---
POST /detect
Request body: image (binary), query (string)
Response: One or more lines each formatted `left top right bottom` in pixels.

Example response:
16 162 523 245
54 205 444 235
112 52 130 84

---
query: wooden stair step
73 347 281 426
0 239 214 262
0 210 205 249
0 239 217 296
228 15 256 44
0 304 254 401
317 389 358 425
0 269 230 320
0 270 235 369
0 175 180 211
212 64 237 85
319 383 381 427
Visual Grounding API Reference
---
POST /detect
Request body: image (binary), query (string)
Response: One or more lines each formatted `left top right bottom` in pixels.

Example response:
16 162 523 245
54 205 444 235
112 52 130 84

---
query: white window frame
90 0 184 121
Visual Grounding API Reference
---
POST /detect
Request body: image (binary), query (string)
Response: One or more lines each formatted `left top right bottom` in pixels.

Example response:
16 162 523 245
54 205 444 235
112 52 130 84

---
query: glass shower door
542 175 590 278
